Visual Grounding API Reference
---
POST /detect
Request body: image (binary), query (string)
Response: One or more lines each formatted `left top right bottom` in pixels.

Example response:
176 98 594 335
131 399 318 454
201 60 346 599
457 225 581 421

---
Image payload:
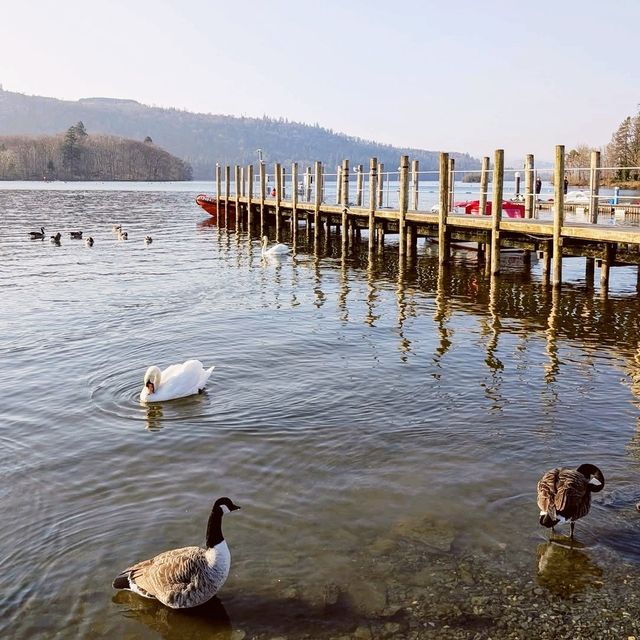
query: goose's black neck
205 506 224 548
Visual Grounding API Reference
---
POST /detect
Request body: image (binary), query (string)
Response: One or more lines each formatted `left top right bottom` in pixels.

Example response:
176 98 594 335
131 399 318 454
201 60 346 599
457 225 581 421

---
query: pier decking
210 146 640 291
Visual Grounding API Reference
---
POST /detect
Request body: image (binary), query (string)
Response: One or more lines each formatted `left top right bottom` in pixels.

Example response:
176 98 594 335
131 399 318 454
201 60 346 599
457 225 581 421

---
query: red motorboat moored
195 194 236 222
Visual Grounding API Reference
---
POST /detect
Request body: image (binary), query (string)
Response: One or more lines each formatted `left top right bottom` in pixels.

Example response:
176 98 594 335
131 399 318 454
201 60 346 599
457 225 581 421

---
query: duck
118 230 128 241
261 235 291 256
140 359 215 403
144 235 153 245
69 231 83 239
112 496 241 609
29 227 45 240
50 232 62 245
85 236 94 247
537 464 605 538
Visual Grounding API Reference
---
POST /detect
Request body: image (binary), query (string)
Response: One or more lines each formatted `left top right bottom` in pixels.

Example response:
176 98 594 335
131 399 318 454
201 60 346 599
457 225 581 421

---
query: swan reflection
145 404 164 432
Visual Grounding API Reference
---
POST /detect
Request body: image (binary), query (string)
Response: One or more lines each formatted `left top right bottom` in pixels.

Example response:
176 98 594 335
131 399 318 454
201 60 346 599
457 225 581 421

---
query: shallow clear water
2 184 640 639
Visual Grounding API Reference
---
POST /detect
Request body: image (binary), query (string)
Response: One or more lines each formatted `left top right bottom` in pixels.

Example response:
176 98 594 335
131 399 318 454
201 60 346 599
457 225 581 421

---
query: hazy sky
2 0 638 162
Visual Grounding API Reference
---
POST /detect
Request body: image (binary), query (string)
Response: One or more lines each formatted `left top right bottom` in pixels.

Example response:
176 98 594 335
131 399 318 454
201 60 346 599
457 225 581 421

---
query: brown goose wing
537 468 560 512
127 546 206 605
554 469 590 519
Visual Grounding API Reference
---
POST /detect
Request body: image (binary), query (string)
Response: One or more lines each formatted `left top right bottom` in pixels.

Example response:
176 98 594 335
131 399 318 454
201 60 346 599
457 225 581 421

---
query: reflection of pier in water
204 225 640 394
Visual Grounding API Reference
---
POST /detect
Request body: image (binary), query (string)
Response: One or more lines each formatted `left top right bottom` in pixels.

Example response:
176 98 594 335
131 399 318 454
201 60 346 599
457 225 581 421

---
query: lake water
2 182 640 639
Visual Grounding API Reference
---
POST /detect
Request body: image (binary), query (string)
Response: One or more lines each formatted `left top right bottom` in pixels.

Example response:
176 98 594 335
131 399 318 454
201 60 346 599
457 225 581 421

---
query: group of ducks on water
110 358 608 610
28 225 152 246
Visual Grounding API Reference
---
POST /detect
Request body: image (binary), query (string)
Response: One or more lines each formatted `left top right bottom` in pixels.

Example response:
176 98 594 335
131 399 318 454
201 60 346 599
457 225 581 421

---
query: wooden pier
210 146 640 290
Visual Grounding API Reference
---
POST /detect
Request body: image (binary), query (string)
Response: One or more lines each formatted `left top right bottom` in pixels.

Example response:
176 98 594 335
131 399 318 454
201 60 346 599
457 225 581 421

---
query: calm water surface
2 183 640 639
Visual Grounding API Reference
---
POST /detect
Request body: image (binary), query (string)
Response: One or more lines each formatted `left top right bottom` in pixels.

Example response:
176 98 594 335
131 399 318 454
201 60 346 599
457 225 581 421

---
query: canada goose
537 464 605 538
144 236 153 245
29 227 45 240
112 496 241 609
140 359 215 403
50 232 62 245
261 235 290 256
85 237 94 247
69 231 83 239
118 230 128 240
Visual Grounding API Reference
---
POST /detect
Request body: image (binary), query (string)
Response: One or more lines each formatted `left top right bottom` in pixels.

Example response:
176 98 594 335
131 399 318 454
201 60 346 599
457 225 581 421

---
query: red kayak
458 200 525 218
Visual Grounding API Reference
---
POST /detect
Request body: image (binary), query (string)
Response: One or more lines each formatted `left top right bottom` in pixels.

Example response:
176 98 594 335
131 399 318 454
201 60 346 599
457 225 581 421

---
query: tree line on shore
0 122 192 181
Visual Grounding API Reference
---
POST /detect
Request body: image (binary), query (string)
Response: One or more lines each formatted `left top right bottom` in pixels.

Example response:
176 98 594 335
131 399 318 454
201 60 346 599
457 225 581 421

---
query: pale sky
1 0 638 162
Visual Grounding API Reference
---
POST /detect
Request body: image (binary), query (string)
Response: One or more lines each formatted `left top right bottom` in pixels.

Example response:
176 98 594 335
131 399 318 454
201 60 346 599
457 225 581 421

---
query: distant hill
0 123 191 181
0 87 480 179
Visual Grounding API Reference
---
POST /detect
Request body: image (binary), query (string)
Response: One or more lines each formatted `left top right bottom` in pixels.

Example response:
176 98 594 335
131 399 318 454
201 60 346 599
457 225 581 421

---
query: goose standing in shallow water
29 227 45 240
261 235 290 257
112 497 241 608
537 464 605 539
140 359 215 403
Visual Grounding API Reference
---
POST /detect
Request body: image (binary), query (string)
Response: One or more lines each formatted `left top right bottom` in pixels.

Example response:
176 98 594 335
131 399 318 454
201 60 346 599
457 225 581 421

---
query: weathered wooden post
438 152 450 265
291 162 298 246
275 162 282 241
368 157 378 253
552 145 565 287
355 164 364 206
479 156 489 216
490 149 504 275
234 165 241 231
240 166 245 197
314 161 322 244
448 158 455 213
589 150 601 224
224 165 230 227
281 166 286 201
215 163 221 225
341 159 349 245
259 162 266 234
247 164 254 231
378 163 384 208
411 159 419 210
398 155 409 256
524 154 534 219
336 166 342 205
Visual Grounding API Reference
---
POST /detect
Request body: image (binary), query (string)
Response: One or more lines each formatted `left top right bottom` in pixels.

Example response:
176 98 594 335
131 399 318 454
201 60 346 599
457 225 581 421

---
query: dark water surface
2 184 640 639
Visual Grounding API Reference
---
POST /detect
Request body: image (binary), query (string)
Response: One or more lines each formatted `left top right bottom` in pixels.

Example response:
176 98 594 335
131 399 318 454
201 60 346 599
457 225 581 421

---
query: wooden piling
259 162 266 234
234 165 241 231
275 162 282 241
281 166 286 200
336 167 342 205
368 157 378 253
398 155 409 256
314 161 322 244
552 145 565 287
247 164 254 230
479 156 489 216
224 165 230 227
490 149 504 275
356 164 364 206
215 164 221 225
411 159 419 210
600 243 615 289
448 158 455 214
291 162 298 246
305 166 312 202
438 152 450 265
524 154 534 219
341 159 349 245
378 163 384 207
589 150 601 224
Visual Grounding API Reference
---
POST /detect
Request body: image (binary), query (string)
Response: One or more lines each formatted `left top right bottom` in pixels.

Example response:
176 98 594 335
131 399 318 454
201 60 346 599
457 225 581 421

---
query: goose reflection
536 541 603 596
113 591 231 640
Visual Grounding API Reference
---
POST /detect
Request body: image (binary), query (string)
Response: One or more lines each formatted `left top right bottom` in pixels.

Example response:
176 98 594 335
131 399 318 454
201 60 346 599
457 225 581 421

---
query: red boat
457 200 525 218
195 194 236 223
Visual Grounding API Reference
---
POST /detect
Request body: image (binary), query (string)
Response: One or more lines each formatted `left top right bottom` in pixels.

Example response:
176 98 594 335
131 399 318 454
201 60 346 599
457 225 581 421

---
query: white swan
140 359 215 403
261 235 290 256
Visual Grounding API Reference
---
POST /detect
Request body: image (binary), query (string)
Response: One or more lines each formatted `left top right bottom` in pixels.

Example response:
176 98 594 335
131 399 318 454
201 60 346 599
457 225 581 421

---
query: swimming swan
261 236 290 256
140 359 215 403
112 496 241 608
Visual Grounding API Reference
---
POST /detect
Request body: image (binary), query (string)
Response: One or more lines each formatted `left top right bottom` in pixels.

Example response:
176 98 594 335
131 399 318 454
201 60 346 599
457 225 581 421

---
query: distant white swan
140 359 215 403
261 235 290 256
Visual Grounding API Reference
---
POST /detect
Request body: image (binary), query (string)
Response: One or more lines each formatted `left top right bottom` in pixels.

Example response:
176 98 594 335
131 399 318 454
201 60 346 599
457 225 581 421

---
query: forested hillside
0 87 480 179
0 122 192 181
